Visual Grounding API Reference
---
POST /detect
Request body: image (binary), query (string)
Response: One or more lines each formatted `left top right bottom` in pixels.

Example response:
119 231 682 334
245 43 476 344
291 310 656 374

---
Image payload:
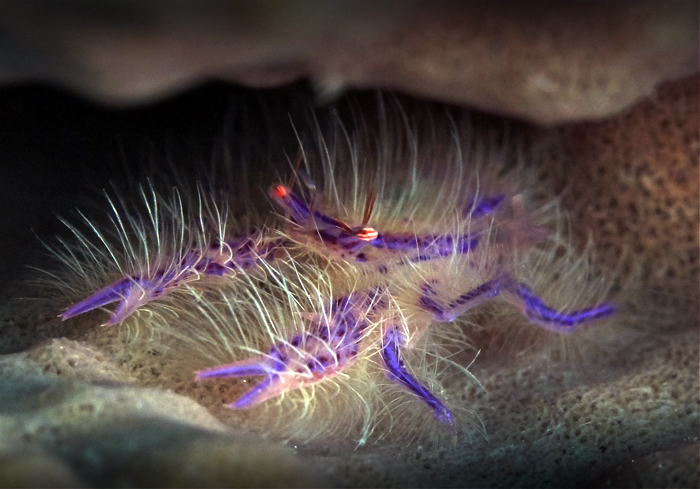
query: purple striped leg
381 327 456 433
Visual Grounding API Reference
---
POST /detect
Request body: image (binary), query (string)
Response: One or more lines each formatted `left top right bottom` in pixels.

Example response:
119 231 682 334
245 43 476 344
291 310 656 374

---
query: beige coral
0 1 696 123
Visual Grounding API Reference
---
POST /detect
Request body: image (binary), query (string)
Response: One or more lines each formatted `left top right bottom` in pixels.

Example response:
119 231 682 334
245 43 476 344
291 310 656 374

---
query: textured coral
0 76 697 487
0 336 327 487
0 1 696 123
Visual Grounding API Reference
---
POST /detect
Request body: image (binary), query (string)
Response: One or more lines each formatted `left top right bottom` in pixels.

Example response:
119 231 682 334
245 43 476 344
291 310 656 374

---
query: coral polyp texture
51 104 618 443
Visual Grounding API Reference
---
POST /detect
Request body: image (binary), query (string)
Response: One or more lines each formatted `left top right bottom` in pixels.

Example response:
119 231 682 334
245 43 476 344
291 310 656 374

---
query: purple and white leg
418 276 615 332
381 327 456 433
510 283 616 333
61 235 283 325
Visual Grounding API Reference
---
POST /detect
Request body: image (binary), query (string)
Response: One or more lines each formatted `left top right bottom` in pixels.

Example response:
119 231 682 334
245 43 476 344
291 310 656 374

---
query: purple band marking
466 194 504 218
515 283 616 330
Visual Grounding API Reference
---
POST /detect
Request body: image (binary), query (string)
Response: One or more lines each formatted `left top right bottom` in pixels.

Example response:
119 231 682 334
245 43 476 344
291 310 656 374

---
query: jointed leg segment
418 275 615 333
381 327 456 432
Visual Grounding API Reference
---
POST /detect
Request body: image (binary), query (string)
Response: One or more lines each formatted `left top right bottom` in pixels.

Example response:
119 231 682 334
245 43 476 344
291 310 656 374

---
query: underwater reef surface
0 76 697 487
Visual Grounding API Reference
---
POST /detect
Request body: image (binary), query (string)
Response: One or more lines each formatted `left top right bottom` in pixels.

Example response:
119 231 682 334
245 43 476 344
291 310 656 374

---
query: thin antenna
362 187 377 226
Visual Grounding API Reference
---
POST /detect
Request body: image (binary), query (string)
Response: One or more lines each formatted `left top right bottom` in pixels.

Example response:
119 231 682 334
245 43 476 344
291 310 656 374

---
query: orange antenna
362 187 376 226
334 218 355 235
351 187 378 240
293 147 304 174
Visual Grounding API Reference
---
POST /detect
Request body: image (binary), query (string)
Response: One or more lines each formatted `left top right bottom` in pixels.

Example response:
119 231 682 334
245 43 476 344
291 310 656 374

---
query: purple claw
60 278 133 320
62 276 168 325
232 375 278 409
195 353 291 408
381 328 456 433
195 360 270 380
195 357 287 409
107 278 166 325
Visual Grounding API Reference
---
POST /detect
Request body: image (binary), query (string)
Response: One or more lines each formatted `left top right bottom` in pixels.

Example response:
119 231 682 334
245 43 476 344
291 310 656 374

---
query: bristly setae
49 98 617 444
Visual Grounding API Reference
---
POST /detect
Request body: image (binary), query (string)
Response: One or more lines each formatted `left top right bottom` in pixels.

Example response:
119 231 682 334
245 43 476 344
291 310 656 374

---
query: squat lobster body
196 180 615 432
54 108 617 442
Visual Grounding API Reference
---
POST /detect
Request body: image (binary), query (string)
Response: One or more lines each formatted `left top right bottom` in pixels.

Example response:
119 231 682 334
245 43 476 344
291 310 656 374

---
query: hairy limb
62 233 283 325
419 278 505 323
381 327 456 433
511 282 616 333
195 291 374 408
417 275 615 332
271 182 487 264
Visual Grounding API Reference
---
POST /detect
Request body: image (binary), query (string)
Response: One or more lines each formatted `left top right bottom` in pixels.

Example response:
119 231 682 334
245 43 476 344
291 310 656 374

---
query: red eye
271 185 289 199
355 227 378 241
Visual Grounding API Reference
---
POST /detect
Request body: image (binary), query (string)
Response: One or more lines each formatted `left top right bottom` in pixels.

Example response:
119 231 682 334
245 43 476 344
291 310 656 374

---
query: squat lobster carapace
53 102 618 443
